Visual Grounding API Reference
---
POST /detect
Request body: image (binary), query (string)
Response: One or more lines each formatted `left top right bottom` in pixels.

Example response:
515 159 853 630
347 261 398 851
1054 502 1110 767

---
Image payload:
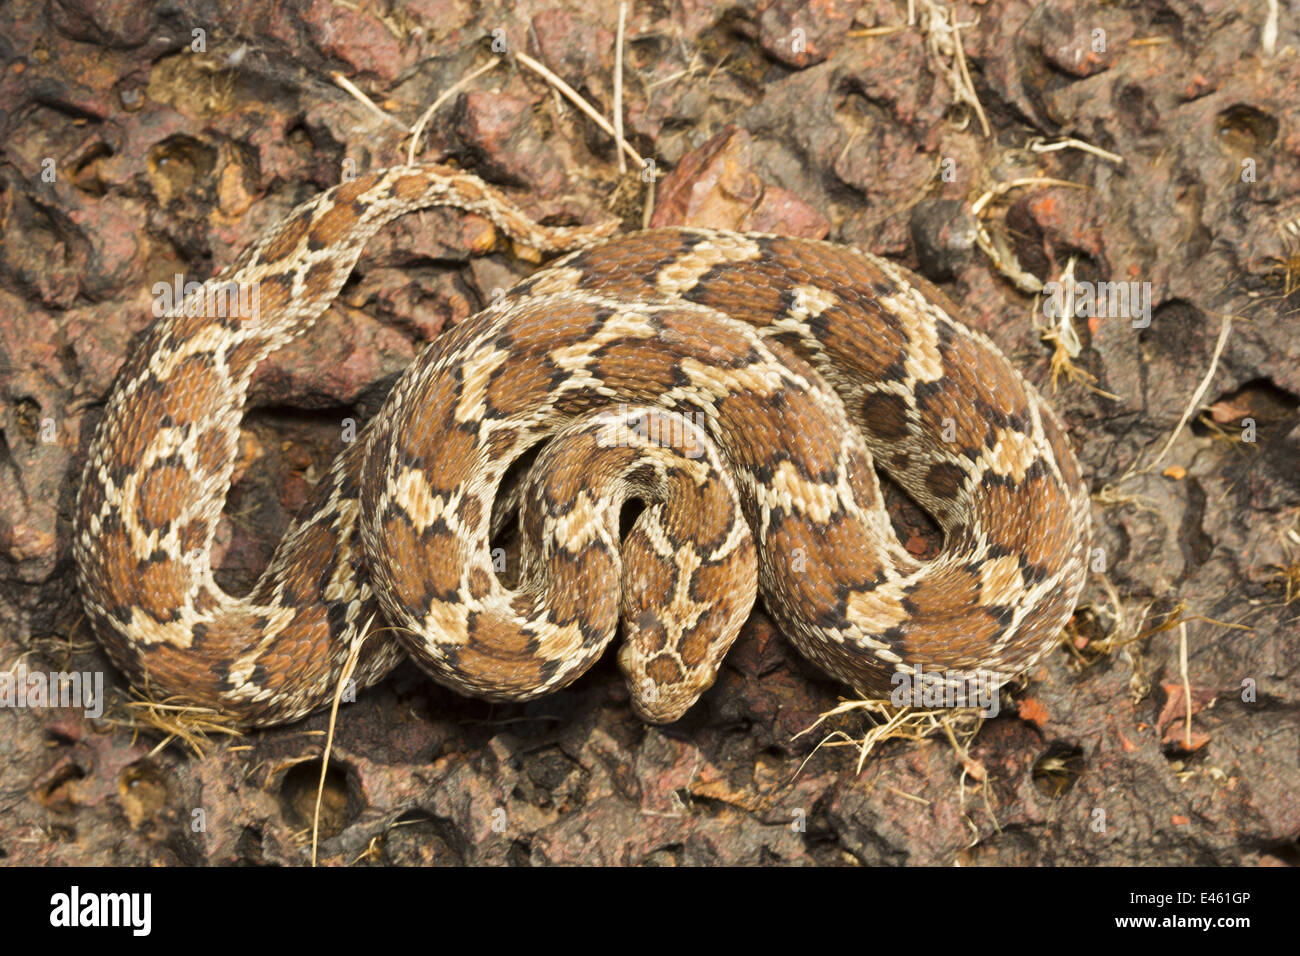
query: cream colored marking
879 292 945 384
527 266 584 296
844 587 910 632
760 459 840 524
663 544 708 635
655 236 762 296
149 330 215 380
709 510 751 563
552 490 610 553
533 618 588 662
983 427 1038 484
550 308 658 373
789 283 838 318
226 605 298 688
678 355 781 402
454 341 511 424
391 466 449 534
128 607 194 648
628 506 676 559
977 554 1025 607
421 598 472 646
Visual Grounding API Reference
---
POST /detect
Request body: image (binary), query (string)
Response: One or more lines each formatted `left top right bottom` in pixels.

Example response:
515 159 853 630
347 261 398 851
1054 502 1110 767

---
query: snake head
616 520 758 724
616 625 722 725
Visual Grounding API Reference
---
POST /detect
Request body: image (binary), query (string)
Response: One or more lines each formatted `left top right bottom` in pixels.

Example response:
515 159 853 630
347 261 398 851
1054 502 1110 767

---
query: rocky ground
0 0 1298 865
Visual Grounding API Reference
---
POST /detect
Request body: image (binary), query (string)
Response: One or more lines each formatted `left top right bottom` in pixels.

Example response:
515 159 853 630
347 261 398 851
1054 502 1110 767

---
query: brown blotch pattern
589 338 681 398
76 175 1089 728
859 390 914 443
257 212 312 264
925 462 967 502
135 462 198 532
302 260 338 302
134 554 192 622
547 549 619 634
160 354 226 427
421 426 478 494
485 353 558 416
308 199 366 249
467 566 493 600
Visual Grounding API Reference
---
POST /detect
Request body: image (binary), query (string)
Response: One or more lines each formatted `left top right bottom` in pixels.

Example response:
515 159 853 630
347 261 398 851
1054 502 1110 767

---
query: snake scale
73 163 1091 727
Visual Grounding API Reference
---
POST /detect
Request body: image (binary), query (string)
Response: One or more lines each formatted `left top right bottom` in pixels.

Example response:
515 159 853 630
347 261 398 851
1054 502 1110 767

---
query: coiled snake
73 164 1091 727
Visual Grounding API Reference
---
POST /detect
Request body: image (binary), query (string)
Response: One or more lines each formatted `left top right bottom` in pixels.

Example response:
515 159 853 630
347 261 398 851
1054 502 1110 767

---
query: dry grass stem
310 619 368 867
406 59 500 165
915 0 990 136
331 71 407 132
1112 310 1234 487
119 694 244 759
516 50 645 169
614 2 628 174
1027 136 1125 166
796 698 985 775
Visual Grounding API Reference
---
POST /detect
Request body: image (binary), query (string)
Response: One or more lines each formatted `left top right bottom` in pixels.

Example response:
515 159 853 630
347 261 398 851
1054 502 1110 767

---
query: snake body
73 164 1091 727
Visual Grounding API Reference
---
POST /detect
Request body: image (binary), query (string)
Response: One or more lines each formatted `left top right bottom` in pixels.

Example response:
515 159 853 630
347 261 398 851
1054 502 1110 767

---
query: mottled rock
650 125 829 236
